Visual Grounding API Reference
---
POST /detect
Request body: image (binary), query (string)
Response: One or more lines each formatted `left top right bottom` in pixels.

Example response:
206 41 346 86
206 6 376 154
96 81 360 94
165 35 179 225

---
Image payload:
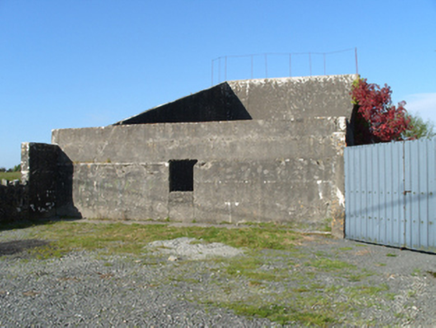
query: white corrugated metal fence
345 138 436 253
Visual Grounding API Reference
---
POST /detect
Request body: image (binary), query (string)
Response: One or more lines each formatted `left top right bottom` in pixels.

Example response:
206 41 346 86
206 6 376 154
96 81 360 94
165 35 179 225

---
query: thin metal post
265 54 268 78
355 47 359 75
225 56 227 81
309 52 312 76
251 55 254 79
218 57 221 83
323 53 326 75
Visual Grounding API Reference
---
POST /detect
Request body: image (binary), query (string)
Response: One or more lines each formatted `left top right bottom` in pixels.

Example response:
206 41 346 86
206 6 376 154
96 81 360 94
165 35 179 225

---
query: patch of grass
322 217 332 232
218 302 337 326
248 280 263 287
346 274 365 282
221 255 279 281
292 287 311 293
426 270 436 278
338 247 354 251
210 283 376 326
340 267 373 282
386 253 398 257
239 220 317 232
169 275 200 284
407 290 416 298
394 311 406 319
347 284 389 296
411 268 421 276
314 250 329 257
26 220 302 258
14 219 402 327
0 171 21 181
385 293 396 301
305 258 356 271
27 244 64 259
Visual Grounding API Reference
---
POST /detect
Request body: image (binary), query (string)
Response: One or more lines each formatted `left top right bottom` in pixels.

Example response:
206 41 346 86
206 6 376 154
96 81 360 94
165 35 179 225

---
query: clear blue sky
1 0 435 169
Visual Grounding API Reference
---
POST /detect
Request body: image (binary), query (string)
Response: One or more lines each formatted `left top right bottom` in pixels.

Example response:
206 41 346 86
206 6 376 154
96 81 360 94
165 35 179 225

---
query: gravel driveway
0 223 435 327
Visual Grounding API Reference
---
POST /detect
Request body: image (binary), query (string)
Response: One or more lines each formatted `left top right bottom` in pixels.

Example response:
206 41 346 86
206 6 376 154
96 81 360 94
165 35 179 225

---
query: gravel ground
0 224 436 327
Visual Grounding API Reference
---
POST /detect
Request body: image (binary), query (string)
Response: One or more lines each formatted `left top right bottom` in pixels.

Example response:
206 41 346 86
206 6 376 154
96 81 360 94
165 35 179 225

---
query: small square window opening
169 159 197 192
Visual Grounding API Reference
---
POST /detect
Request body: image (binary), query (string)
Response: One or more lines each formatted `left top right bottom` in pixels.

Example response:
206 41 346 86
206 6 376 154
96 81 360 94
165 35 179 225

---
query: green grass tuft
305 258 356 271
23 221 302 258
220 302 337 326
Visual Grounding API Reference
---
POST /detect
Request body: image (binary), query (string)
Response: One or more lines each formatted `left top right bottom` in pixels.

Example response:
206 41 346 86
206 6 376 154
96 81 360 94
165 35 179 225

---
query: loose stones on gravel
146 237 245 261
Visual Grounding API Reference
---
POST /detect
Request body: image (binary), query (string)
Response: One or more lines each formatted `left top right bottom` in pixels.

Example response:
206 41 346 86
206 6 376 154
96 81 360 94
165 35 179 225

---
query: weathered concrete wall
51 117 347 226
194 158 341 226
114 75 356 125
21 143 59 219
0 180 27 222
53 117 346 164
18 75 354 231
228 75 357 121
69 163 169 220
0 143 60 222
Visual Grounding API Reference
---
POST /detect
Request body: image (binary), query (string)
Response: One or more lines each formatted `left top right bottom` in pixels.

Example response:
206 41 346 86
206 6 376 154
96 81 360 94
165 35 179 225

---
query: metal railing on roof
211 48 358 86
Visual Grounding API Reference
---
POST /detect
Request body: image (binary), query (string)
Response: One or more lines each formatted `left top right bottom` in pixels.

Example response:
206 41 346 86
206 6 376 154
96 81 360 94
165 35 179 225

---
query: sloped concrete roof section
114 82 252 125
114 74 357 125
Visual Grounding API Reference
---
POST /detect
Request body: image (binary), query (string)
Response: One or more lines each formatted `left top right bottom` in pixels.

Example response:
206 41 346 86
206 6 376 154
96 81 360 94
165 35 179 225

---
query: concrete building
17 74 357 236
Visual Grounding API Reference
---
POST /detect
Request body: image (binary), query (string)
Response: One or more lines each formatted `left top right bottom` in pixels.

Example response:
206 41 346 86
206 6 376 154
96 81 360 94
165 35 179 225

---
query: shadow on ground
0 239 50 256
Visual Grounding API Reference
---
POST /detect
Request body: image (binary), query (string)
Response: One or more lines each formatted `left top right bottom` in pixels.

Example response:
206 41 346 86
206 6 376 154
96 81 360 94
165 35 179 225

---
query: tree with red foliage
350 78 411 145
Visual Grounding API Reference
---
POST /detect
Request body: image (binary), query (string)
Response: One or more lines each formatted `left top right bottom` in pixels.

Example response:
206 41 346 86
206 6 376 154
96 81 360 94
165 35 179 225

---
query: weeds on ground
24 221 300 258
7 220 398 326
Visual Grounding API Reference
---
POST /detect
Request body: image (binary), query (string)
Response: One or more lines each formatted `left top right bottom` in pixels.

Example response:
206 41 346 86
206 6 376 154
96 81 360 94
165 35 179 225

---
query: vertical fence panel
428 139 436 251
344 148 355 239
365 145 373 241
418 140 429 249
392 141 405 247
385 142 396 245
371 144 380 242
406 140 420 249
378 144 386 243
345 138 436 253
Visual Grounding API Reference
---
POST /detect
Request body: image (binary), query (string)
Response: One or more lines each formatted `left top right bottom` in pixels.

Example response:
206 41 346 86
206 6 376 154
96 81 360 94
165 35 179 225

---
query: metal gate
344 138 436 253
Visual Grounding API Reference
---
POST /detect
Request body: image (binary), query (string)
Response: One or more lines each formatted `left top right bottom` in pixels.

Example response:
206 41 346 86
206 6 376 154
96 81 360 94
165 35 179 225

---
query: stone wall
0 143 59 222
0 179 27 223
21 143 59 219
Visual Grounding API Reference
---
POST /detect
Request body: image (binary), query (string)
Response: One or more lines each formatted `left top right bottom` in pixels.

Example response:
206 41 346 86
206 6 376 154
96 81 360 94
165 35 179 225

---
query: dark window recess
169 160 197 192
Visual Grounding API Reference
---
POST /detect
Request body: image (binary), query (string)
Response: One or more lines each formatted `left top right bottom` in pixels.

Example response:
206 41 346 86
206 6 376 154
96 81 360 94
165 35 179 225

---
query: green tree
402 113 435 140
